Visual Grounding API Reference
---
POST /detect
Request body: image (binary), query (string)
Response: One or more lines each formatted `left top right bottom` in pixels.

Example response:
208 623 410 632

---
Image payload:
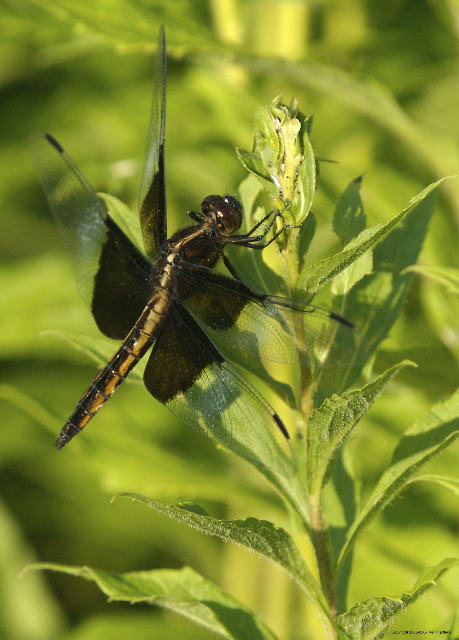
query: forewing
176 262 368 371
29 131 153 340
143 303 296 477
139 25 167 259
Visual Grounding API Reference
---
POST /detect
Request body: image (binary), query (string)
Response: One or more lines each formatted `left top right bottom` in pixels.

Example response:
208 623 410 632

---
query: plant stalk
308 491 337 631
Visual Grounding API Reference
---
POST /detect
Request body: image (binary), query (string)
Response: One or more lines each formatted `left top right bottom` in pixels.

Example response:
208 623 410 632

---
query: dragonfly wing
29 131 153 339
139 26 167 260
143 301 296 477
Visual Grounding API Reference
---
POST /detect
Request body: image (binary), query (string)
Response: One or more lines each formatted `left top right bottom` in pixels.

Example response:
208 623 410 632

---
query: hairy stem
308 491 337 633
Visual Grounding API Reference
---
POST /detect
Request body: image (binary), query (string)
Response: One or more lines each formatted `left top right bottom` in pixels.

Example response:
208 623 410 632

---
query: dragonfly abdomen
55 288 171 449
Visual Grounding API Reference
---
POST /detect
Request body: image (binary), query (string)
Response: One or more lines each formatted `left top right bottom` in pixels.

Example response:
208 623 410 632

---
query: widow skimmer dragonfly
29 27 364 477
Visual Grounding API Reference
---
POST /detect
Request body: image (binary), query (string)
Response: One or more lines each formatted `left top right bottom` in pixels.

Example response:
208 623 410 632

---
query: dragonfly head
201 195 243 234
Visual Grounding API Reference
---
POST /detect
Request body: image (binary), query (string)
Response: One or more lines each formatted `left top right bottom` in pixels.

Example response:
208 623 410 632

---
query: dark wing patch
139 26 167 259
176 262 368 370
91 216 153 339
176 262 263 330
28 131 153 341
144 302 296 477
144 303 221 404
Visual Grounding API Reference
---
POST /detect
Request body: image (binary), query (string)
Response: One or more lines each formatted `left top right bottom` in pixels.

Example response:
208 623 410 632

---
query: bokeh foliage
1 0 459 638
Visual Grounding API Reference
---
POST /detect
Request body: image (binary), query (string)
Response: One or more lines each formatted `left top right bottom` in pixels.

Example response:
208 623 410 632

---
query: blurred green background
1 0 459 638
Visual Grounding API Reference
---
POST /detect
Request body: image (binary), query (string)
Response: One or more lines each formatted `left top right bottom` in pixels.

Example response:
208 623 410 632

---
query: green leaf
331 250 373 298
115 494 336 626
290 109 316 227
238 173 264 221
243 439 311 529
216 338 297 410
317 179 446 402
338 180 445 345
410 474 459 497
237 146 280 201
25 563 279 640
236 102 282 201
338 558 459 640
331 176 372 295
296 225 382 297
0 384 62 438
332 176 367 246
307 361 415 497
403 264 459 295
0 500 64 639
297 211 317 272
99 192 144 253
29 0 223 51
296 178 447 298
337 386 459 570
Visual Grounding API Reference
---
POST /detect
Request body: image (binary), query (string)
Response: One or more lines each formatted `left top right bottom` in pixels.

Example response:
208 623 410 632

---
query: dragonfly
29 27 365 477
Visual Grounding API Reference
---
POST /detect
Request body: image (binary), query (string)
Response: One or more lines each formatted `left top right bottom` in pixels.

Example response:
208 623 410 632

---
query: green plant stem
308 490 337 633
283 225 338 633
282 229 314 435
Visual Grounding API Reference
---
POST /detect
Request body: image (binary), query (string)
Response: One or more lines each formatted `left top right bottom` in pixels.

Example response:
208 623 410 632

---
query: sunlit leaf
332 175 366 246
99 192 143 253
25 563 279 640
338 558 459 640
338 386 459 570
410 474 459 497
307 361 415 497
296 179 447 299
404 264 459 295
115 494 337 628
